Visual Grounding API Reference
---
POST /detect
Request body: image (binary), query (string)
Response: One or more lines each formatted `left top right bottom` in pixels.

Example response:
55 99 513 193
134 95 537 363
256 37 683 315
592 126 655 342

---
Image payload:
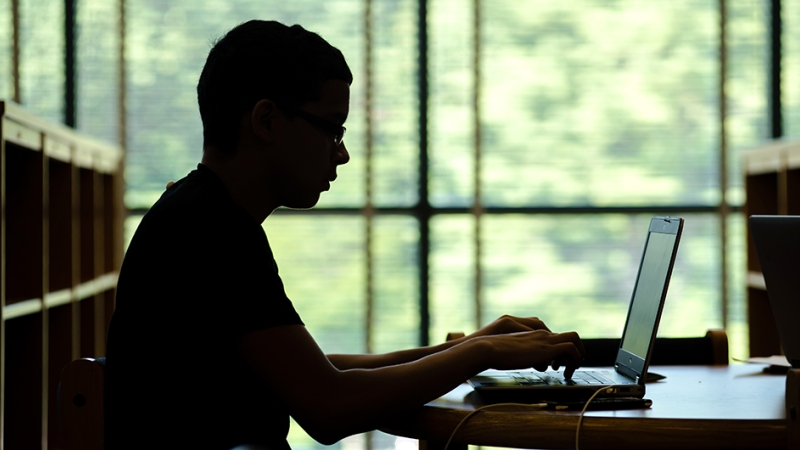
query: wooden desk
383 365 800 450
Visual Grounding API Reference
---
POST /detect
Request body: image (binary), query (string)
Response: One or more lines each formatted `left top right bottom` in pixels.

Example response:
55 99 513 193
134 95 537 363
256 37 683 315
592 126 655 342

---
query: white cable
575 386 619 450
443 402 546 450
444 385 621 450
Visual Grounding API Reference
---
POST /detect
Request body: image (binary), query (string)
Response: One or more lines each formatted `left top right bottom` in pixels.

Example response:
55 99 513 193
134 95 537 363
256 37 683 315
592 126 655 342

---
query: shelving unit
743 138 800 357
0 100 124 449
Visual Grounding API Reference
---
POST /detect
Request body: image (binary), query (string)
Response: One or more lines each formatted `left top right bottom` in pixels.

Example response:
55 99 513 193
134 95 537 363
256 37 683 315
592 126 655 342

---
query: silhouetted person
105 20 584 450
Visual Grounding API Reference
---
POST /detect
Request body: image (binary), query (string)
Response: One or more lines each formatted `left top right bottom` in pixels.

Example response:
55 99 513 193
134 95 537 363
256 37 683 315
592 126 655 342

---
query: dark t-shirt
106 164 303 449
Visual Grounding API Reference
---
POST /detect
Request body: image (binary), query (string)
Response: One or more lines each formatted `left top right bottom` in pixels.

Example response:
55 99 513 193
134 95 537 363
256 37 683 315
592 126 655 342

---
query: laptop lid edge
614 216 684 384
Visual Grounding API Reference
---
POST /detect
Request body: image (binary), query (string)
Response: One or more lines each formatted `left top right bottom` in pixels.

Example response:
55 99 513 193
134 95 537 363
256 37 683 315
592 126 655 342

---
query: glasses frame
281 105 346 147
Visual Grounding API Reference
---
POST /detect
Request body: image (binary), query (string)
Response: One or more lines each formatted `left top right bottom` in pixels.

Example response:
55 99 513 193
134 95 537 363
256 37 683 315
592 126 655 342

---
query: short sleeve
212 223 303 337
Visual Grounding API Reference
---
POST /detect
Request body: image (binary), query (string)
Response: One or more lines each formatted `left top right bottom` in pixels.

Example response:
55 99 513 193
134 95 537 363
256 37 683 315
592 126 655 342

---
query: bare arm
327 315 556 370
239 320 582 445
326 341 459 370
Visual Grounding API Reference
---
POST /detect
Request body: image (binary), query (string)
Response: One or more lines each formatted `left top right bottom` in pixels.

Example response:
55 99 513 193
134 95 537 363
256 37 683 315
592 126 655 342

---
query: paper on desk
735 355 790 367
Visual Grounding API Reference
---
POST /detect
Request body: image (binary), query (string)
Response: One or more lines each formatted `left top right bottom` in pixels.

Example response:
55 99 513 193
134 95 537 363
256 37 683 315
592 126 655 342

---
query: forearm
327 337 464 370
241 322 582 445
326 316 554 370
300 338 490 443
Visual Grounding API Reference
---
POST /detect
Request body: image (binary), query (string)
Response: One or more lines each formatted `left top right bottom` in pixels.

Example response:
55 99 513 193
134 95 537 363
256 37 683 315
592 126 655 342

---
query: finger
551 352 580 366
488 316 550 336
512 316 551 332
499 317 535 334
548 342 583 379
563 363 578 380
533 363 549 372
166 180 175 189
547 331 584 358
557 341 584 361
571 334 586 358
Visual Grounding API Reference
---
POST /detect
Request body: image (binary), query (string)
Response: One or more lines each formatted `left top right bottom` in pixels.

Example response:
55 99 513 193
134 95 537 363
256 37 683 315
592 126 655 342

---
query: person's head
197 20 353 154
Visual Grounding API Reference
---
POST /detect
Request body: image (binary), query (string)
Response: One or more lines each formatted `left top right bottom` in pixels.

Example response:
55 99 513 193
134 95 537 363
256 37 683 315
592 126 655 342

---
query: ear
250 99 279 144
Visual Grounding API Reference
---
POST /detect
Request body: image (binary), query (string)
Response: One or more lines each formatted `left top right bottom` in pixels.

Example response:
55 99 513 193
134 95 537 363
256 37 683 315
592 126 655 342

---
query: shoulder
140 165 259 236
122 166 270 277
152 165 234 216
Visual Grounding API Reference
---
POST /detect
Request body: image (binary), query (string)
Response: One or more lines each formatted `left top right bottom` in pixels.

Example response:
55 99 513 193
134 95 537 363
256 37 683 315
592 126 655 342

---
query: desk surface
382 365 789 450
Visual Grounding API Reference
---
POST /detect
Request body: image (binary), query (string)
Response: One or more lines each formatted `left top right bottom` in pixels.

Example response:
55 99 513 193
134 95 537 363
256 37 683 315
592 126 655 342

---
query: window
0 0 11 101
17 0 64 122
786 0 800 137
4 1 789 449
118 4 761 448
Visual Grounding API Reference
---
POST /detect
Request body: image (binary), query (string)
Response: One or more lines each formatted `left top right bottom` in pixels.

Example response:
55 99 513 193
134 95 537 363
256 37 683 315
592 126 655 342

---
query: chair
59 357 106 450
446 329 729 366
56 358 279 450
581 329 729 366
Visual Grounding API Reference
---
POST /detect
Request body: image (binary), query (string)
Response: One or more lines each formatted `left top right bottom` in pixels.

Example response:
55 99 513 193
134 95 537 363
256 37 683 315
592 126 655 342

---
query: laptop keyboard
506 370 616 386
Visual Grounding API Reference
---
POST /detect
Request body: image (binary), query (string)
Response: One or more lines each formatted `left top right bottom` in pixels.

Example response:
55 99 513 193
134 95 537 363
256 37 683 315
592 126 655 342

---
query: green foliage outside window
10 1 799 449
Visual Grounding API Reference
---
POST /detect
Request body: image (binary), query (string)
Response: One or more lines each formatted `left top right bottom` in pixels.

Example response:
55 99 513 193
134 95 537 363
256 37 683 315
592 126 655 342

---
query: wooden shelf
743 138 800 357
1 100 124 449
2 275 119 320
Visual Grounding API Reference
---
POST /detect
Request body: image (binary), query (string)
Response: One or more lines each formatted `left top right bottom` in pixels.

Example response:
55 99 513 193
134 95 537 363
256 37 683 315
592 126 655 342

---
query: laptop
468 216 684 401
748 215 800 369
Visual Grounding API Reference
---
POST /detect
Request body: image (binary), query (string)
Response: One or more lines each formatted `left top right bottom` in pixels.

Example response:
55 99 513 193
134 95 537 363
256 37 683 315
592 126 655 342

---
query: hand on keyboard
479 325 585 379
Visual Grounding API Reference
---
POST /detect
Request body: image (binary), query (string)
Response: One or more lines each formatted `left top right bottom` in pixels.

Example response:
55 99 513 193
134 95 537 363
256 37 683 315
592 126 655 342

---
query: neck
201 147 277 223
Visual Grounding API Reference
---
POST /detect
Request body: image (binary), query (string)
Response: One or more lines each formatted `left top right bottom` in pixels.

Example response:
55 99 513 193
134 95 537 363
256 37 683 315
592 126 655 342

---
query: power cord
575 386 619 450
443 385 621 450
443 402 546 450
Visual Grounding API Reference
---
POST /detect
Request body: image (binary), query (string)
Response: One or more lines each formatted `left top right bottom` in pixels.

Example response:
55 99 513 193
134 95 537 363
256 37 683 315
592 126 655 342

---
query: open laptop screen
614 217 682 383
620 231 678 358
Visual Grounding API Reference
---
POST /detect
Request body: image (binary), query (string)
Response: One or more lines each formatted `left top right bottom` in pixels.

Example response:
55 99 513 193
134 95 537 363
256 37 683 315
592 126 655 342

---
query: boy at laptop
105 20 585 450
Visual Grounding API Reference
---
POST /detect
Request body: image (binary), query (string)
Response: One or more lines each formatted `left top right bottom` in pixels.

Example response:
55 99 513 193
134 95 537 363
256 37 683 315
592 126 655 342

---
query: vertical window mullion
11 0 20 103
769 0 783 139
719 0 730 329
64 0 76 128
417 0 430 347
118 0 126 151
472 0 483 330
364 0 375 356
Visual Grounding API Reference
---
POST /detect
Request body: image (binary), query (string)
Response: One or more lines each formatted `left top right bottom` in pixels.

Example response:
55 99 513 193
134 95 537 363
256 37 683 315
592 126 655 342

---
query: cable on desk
444 385 621 450
443 402 547 450
575 386 619 450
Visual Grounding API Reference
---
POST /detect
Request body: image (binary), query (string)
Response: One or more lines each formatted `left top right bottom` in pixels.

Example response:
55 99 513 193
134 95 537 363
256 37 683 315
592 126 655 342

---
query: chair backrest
581 329 729 367
59 357 106 450
445 329 729 366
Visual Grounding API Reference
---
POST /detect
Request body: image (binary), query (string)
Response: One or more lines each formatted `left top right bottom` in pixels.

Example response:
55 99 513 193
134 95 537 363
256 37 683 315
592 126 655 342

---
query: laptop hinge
615 363 641 382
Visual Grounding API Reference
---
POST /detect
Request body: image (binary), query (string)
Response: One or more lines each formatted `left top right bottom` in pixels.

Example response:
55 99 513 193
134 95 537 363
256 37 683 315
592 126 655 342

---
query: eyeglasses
282 106 346 147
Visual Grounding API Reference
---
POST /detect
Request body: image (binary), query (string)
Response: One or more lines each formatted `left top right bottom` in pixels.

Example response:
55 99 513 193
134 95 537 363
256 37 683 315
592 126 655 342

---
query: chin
285 195 321 210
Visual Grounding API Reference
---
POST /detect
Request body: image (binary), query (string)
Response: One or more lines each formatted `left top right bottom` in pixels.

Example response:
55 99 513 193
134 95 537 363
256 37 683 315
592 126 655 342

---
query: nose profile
335 142 350 165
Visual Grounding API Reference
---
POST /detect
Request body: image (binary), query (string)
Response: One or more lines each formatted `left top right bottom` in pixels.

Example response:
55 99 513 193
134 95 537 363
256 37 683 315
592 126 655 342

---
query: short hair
197 20 353 154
